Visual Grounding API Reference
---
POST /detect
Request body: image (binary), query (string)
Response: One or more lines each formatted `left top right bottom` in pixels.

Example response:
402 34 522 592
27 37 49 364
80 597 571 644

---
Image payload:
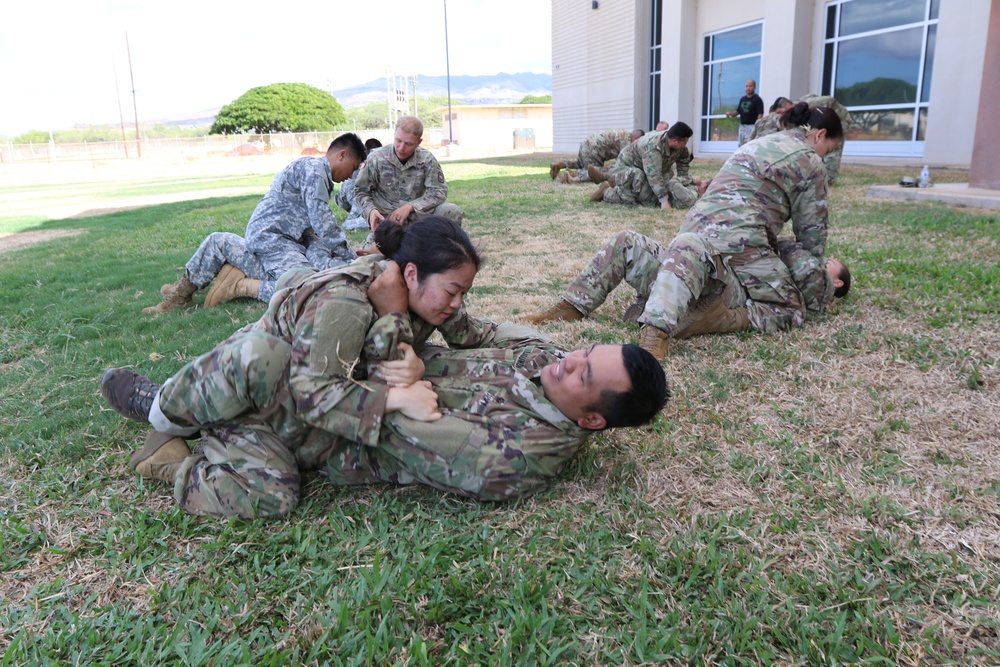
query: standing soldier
549 128 645 184
590 122 703 210
354 115 464 232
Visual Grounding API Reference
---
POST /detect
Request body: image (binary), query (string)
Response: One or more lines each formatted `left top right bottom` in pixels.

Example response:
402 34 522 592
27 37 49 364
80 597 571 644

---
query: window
700 22 763 148
648 0 663 129
822 0 938 155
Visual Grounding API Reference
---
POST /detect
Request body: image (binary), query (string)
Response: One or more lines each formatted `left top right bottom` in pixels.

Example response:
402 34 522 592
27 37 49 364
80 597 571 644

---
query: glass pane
826 3 837 40
823 43 835 95
917 107 927 140
921 24 935 103
707 118 739 142
655 48 662 72
847 108 917 140
701 118 710 142
929 0 939 20
834 27 922 105
702 66 710 115
707 57 761 114
704 35 711 62
710 23 762 60
839 0 925 37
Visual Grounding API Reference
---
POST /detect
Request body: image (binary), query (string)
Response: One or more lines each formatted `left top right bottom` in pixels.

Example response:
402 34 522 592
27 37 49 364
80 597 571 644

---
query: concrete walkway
866 182 1000 210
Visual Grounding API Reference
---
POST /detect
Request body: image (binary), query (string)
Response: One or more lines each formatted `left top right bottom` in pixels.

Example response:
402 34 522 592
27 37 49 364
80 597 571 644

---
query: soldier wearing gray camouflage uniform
594 122 700 210
245 133 367 302
335 138 383 231
100 219 669 518
750 94 851 185
550 128 644 183
354 115 463 230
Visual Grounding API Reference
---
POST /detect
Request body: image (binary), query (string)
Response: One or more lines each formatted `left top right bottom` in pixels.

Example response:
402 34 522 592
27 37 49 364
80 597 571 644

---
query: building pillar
969 2 1000 188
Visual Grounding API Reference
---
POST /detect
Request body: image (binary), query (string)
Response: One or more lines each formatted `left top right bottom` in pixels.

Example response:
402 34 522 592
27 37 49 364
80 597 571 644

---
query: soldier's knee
434 203 465 226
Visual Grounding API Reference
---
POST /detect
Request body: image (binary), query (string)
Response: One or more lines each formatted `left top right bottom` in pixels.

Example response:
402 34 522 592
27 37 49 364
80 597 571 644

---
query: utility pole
112 55 129 158
126 31 141 158
444 0 454 155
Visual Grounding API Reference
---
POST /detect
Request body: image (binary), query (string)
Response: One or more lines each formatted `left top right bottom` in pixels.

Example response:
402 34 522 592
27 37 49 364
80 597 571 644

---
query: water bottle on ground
919 165 930 188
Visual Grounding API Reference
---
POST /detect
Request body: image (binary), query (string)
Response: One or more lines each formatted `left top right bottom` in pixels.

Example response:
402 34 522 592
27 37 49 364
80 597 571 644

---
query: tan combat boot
564 170 581 184
204 264 262 308
549 162 566 179
522 299 586 324
555 171 571 184
672 294 750 340
143 274 198 314
639 324 669 361
590 181 612 202
129 430 191 482
587 165 608 184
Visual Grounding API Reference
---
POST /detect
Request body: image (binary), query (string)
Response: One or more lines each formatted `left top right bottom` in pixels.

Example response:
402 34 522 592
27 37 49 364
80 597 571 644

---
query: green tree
341 96 462 132
210 83 347 134
517 94 551 104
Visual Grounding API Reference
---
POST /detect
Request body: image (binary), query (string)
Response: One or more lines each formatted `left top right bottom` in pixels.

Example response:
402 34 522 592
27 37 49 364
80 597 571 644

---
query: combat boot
564 170 581 184
622 297 648 324
143 274 198 314
639 324 669 360
130 430 191 482
672 294 750 340
549 162 566 179
590 181 612 202
204 264 262 308
587 165 609 185
100 368 160 424
555 170 571 184
522 299 586 324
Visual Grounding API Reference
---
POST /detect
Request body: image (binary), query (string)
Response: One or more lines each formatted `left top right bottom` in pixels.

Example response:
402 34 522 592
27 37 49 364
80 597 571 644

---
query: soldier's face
667 137 689 151
404 260 477 325
394 129 422 162
745 80 756 96
826 258 846 290
330 150 362 182
540 345 631 430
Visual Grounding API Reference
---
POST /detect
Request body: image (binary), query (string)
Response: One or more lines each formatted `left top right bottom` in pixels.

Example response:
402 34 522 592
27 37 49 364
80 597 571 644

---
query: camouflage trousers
252 230 354 303
823 147 843 185
156 330 304 519
561 231 813 335
566 145 611 171
185 232 266 296
602 167 699 209
738 124 755 146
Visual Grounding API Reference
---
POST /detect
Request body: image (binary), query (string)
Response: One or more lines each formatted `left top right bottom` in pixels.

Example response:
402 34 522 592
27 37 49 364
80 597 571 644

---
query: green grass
1 156 999 665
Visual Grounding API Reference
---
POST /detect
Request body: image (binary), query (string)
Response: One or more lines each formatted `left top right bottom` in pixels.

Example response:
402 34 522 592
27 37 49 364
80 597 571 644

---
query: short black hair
834 261 851 298
590 344 669 429
364 138 383 153
328 133 366 162
666 122 693 140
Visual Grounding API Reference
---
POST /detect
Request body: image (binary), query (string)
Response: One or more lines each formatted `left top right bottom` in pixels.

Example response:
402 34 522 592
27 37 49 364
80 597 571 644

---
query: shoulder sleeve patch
311 293 372 377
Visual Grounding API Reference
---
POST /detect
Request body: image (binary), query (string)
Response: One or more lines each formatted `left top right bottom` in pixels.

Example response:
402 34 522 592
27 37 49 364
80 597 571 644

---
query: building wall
552 0 643 152
437 106 553 151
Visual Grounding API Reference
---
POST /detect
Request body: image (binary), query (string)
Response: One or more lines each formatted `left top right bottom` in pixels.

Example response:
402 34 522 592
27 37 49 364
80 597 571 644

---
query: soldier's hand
375 342 424 387
386 381 442 422
660 200 673 210
369 209 385 231
368 262 409 317
388 203 414 223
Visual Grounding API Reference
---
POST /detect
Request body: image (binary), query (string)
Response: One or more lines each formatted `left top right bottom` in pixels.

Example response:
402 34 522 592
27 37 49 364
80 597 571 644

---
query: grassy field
1 154 998 665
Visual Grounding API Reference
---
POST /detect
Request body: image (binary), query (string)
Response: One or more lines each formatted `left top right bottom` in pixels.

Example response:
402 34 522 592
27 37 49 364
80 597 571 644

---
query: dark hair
328 133 366 162
769 96 792 113
589 344 670 430
780 102 844 140
374 215 480 281
666 122 693 140
630 129 646 140
364 138 383 153
834 261 851 298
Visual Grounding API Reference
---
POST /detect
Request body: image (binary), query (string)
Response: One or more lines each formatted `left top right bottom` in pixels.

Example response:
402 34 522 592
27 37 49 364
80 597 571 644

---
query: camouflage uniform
150 260 584 518
564 130 633 182
751 95 852 185
245 156 356 301
749 110 784 142
334 167 370 231
601 131 699 209
354 145 464 227
559 231 834 332
183 232 267 300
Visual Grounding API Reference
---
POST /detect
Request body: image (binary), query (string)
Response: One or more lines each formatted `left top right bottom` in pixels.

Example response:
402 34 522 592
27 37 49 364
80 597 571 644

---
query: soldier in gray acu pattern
550 128 645 183
526 103 850 361
354 115 464 236
592 122 704 210
335 138 383 231
100 219 669 519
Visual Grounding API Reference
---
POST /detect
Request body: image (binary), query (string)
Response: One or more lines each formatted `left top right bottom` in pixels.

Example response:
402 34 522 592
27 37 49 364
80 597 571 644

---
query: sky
0 0 552 137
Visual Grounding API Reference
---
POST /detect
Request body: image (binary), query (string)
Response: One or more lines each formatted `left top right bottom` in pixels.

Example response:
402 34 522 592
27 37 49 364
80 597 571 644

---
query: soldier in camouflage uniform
100 220 669 518
750 94 851 185
354 115 463 233
527 103 848 360
335 138 383 231
593 122 702 210
550 128 645 183
749 97 793 142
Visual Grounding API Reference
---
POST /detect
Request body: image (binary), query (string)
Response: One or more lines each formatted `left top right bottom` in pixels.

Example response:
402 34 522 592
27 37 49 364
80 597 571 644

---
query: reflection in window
700 22 762 144
823 0 937 146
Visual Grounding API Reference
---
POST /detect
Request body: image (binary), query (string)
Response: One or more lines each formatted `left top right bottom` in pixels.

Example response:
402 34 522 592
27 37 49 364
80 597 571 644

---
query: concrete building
552 0 991 166
433 104 553 153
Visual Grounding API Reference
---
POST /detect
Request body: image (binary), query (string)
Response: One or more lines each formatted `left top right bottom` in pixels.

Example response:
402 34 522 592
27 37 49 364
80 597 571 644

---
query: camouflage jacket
680 129 829 259
244 156 353 263
612 130 693 204
749 111 784 141
581 129 634 162
354 145 448 223
798 94 853 130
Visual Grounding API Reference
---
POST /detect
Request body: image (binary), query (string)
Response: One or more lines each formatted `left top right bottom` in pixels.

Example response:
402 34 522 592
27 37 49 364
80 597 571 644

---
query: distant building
433 104 553 152
552 0 989 166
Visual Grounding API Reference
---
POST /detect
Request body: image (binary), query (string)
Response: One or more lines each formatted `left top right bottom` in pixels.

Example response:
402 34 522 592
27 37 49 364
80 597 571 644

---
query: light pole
126 31 141 158
444 0 454 156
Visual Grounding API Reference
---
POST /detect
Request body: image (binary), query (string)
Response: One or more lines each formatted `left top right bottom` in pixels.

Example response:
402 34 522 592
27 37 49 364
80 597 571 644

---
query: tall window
648 0 663 130
823 0 939 155
700 22 763 147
